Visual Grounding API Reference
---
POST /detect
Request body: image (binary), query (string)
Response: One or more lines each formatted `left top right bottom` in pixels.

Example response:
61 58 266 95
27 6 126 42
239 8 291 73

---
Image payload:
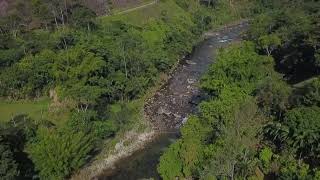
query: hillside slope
0 0 153 16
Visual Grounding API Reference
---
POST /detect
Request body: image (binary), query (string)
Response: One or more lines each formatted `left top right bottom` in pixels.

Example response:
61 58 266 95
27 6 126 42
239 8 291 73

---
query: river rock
157 107 172 116
173 113 181 119
114 141 124 152
157 107 165 115
187 78 196 84
182 117 188 124
186 60 197 65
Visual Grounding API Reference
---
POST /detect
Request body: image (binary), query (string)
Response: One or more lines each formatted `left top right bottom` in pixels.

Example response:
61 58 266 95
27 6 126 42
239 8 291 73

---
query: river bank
71 21 249 180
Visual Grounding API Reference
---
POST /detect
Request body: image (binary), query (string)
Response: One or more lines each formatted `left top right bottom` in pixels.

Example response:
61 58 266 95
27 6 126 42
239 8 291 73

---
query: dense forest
158 0 320 179
1 0 319 179
0 0 250 179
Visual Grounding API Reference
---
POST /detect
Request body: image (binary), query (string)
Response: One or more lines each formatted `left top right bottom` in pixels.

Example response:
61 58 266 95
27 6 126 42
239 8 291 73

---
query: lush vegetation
158 0 320 179
4 0 319 179
0 0 244 179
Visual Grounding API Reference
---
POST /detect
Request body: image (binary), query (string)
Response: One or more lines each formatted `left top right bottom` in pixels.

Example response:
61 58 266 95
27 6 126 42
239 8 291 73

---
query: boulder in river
182 117 188 124
187 78 196 84
186 60 197 65
157 107 171 116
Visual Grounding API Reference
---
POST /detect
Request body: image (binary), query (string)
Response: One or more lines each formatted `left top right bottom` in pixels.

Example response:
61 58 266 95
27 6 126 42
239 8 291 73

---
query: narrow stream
98 133 179 180
98 22 249 180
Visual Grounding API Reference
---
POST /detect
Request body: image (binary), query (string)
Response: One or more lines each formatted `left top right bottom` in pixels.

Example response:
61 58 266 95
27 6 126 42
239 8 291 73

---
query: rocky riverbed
145 21 249 131
77 21 249 180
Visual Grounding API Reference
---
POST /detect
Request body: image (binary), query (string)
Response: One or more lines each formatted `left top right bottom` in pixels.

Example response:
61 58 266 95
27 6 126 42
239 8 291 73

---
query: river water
98 22 249 180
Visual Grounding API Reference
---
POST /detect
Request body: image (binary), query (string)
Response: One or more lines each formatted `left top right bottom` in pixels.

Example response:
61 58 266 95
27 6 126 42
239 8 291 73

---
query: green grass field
0 98 50 122
0 98 70 126
111 0 155 14
99 0 186 26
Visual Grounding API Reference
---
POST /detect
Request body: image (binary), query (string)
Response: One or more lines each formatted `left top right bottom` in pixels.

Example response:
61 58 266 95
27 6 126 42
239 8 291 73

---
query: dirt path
114 1 157 15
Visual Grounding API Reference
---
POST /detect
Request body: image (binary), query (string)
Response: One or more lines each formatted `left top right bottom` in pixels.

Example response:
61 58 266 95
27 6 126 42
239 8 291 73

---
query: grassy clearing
0 98 70 126
99 0 184 26
111 0 155 14
0 98 50 122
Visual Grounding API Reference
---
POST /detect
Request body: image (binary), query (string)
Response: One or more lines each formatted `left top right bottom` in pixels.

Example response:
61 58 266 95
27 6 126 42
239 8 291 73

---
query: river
98 21 249 180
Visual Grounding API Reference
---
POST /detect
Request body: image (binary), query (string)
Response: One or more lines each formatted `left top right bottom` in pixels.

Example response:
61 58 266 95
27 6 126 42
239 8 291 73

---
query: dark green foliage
159 42 276 179
284 107 320 158
0 35 24 68
157 140 184 179
27 127 94 179
255 77 292 118
265 107 320 160
0 0 96 31
68 5 96 30
159 1 320 178
0 115 37 179
92 120 117 139
257 149 317 180
67 110 98 133
0 1 203 106
2 0 320 179
8 110 116 180
22 30 61 54
67 110 117 139
249 0 320 83
277 155 314 180
292 78 320 107
0 49 55 98
201 42 274 96
1 1 212 178
250 1 320 178
0 138 19 180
